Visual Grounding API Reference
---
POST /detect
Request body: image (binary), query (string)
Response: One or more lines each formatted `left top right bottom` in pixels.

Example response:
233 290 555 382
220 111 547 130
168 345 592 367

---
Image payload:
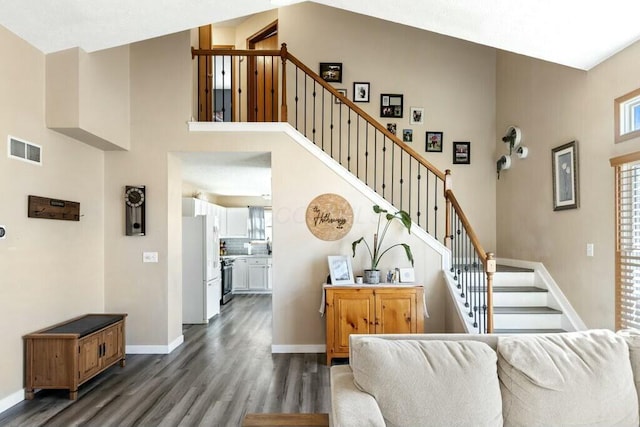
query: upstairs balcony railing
192 43 495 333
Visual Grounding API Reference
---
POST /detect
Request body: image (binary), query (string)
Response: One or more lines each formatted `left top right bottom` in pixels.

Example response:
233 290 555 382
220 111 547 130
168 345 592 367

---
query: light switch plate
143 252 158 263
586 243 594 257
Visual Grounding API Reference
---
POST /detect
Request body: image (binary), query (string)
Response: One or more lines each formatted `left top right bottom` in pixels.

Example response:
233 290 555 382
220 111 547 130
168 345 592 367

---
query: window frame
611 151 640 330
614 87 640 143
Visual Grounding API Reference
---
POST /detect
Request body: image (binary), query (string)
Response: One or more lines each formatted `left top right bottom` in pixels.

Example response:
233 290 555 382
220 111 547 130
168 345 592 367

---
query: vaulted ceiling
1 0 640 70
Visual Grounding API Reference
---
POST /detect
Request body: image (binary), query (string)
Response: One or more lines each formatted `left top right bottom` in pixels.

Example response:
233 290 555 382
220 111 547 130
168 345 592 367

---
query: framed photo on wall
426 131 443 152
410 107 424 125
353 82 370 102
552 140 579 211
453 141 470 164
335 89 347 104
403 129 413 142
319 62 342 83
380 94 403 118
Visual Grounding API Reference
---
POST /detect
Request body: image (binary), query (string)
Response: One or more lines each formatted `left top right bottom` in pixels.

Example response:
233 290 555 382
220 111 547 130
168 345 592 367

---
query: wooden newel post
280 43 288 123
444 169 452 247
485 252 496 333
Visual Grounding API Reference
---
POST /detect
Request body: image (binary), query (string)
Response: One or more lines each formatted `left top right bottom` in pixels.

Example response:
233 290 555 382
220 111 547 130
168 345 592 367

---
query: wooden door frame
247 20 278 122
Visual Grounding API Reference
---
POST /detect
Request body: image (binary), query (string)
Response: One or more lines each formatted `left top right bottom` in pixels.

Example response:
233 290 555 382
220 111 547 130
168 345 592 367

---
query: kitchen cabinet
24 314 126 400
225 207 249 237
247 257 272 292
233 257 248 290
324 286 424 364
182 197 208 216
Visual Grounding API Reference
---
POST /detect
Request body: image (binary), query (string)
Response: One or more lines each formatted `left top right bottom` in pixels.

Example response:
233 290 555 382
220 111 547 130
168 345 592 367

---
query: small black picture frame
453 141 471 164
353 82 370 103
380 94 403 118
319 62 342 83
335 89 347 104
426 131 443 152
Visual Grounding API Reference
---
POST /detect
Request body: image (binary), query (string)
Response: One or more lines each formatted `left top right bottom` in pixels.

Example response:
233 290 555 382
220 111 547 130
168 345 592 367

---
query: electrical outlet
586 243 594 257
143 252 158 263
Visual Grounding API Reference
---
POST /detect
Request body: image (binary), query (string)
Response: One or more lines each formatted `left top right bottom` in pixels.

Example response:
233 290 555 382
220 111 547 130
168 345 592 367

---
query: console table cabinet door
327 289 376 357
374 288 422 334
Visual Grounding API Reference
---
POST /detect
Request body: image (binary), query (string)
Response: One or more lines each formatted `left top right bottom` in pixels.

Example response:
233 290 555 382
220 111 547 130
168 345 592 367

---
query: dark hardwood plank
0 295 331 426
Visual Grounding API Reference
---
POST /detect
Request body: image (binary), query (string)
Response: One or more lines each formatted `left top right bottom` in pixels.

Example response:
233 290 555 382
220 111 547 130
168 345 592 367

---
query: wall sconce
497 125 528 179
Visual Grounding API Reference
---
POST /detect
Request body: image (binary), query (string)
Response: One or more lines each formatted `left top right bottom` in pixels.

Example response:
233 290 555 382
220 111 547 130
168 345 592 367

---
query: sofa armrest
330 365 385 427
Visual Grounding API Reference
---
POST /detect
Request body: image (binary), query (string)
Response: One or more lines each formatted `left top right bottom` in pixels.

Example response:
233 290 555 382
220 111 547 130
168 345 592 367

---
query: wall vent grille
8 136 41 165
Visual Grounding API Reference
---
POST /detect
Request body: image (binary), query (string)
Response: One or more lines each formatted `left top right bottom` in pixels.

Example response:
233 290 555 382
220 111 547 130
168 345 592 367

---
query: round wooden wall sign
306 193 354 241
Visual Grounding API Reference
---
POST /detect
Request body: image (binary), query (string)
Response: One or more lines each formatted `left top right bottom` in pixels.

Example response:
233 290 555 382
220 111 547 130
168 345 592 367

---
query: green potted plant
352 205 414 284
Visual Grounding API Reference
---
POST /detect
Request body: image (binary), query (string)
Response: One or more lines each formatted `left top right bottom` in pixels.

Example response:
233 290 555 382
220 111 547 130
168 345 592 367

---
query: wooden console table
24 313 127 400
325 285 424 365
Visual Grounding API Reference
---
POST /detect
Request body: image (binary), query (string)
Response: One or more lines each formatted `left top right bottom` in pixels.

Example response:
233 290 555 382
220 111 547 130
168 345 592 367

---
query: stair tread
470 286 547 293
493 328 568 334
496 265 535 273
494 306 562 314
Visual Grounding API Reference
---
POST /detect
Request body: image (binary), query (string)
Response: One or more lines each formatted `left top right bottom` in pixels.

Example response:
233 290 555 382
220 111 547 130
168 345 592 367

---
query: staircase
191 44 585 335
491 265 565 333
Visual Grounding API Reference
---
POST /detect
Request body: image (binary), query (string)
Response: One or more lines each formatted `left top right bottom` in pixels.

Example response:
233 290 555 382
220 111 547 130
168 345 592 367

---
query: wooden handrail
285 51 446 182
445 189 487 263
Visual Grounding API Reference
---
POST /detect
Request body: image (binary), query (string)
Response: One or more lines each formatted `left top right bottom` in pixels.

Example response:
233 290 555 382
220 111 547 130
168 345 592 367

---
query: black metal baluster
294 67 299 129
356 116 360 178
399 151 404 211
271 55 275 122
312 81 316 143
238 56 242 122
347 108 351 172
417 164 421 227
391 144 395 206
304 75 308 136
374 131 378 192
221 56 226 121
262 55 266 122
330 92 334 157
365 124 369 185
321 88 325 151
338 104 342 165
434 176 438 241
382 136 387 199
426 170 430 233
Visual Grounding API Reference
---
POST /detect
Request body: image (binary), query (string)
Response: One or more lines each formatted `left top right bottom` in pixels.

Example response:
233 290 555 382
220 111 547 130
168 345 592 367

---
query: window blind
615 159 640 329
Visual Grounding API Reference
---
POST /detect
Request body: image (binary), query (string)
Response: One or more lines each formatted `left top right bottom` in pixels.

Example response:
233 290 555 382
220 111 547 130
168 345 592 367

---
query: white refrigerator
182 213 221 324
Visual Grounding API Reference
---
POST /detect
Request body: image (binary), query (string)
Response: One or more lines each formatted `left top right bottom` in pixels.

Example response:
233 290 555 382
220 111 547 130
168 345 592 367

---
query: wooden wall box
23 313 127 400
28 195 80 221
325 285 424 365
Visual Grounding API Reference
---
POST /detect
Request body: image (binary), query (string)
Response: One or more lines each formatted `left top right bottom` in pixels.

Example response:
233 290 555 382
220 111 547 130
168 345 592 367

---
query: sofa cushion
350 337 503 427
617 329 640 419
498 329 639 427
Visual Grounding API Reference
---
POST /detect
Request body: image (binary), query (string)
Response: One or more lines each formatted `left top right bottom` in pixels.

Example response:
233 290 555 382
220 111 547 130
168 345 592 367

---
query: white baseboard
271 344 326 353
126 334 184 354
0 389 24 415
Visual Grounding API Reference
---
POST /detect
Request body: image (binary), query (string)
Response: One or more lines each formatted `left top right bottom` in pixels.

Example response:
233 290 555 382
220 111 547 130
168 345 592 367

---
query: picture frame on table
380 94 403 118
353 82 370 103
552 140 579 211
327 255 354 285
399 268 415 283
426 131 443 152
319 62 343 83
410 107 424 125
335 89 347 104
453 141 471 164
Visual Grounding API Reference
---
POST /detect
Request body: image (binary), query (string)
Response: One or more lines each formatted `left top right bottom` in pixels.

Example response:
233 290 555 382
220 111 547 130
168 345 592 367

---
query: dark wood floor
0 295 331 426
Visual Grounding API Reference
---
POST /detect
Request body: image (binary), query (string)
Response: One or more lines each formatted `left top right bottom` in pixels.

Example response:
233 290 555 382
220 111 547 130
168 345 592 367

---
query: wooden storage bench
23 313 127 400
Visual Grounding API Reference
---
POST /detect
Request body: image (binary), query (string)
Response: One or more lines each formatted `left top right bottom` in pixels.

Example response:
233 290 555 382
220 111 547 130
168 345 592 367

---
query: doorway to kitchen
179 151 273 340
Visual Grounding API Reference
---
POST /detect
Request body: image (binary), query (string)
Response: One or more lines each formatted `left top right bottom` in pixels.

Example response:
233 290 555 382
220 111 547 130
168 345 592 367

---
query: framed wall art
328 255 354 285
387 123 397 136
319 62 342 83
552 140 579 211
426 131 443 152
335 89 347 104
380 94 403 118
410 107 424 125
403 129 413 142
453 141 470 164
353 82 370 102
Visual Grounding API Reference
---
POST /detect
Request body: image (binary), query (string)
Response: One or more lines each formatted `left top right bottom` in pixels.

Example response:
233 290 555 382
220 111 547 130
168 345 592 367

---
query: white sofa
330 330 640 427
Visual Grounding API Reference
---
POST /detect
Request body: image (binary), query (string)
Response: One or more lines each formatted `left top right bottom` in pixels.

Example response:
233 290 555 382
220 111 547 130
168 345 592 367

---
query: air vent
8 136 41 165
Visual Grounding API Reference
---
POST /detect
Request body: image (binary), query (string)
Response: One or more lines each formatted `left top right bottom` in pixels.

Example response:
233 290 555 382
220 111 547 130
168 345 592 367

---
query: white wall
496 40 640 329
0 25 105 403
